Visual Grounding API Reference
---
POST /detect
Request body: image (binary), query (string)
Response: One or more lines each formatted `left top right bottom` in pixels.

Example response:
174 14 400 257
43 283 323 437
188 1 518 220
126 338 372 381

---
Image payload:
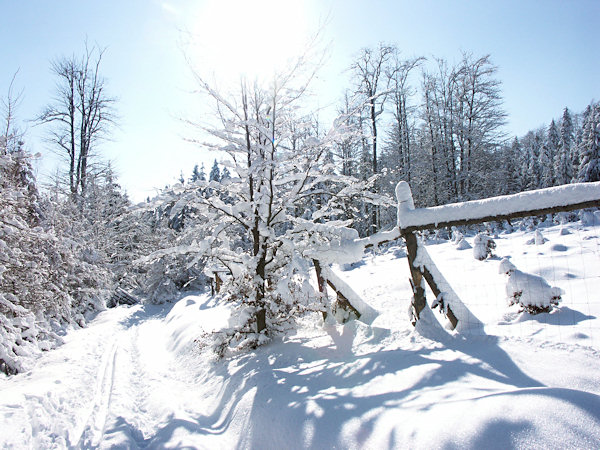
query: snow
456 237 472 249
396 180 600 229
1 219 600 448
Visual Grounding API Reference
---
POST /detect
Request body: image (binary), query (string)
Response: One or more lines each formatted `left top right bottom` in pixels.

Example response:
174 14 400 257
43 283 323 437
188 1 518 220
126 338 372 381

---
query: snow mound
164 295 232 357
456 237 472 250
526 229 547 245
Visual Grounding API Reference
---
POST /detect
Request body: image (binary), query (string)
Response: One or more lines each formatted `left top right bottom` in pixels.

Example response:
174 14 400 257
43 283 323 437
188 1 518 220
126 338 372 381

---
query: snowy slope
1 220 599 449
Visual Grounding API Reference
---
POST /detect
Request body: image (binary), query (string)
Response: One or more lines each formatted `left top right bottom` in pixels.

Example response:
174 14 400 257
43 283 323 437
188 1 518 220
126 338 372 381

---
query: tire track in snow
73 338 120 448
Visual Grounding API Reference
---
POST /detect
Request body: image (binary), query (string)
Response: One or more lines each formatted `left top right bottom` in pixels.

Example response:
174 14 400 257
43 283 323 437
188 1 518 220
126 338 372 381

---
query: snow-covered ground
1 220 599 449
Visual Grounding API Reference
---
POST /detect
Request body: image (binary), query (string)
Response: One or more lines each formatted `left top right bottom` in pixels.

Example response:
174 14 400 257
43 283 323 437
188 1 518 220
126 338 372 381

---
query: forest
1 43 599 374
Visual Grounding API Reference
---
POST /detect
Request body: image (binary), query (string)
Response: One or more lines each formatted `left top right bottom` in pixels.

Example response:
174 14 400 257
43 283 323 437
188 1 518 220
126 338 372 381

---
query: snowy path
0 305 194 448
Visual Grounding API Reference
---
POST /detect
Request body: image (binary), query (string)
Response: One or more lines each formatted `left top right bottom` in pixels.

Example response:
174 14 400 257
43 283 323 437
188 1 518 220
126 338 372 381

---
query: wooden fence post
215 273 222 294
396 181 428 323
313 259 329 320
403 231 428 323
313 259 362 323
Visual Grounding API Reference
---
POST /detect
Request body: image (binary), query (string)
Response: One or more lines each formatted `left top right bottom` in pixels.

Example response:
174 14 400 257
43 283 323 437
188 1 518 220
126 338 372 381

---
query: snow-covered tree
577 102 600 183
349 43 394 233
556 107 575 185
221 166 231 181
504 137 524 193
523 130 543 190
541 120 559 187
384 52 424 185
209 159 221 182
167 58 391 355
190 163 206 183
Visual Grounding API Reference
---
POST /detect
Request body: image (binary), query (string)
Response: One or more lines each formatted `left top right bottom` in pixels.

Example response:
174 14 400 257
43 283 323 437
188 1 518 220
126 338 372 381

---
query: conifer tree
190 163 206 182
557 107 574 184
209 159 221 182
577 103 600 182
221 166 231 181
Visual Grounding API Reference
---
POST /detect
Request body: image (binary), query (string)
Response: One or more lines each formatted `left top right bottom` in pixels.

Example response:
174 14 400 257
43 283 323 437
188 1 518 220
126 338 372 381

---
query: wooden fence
313 181 600 331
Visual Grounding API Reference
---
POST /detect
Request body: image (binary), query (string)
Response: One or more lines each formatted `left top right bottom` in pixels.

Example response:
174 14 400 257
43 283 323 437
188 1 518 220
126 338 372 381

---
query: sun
191 0 310 83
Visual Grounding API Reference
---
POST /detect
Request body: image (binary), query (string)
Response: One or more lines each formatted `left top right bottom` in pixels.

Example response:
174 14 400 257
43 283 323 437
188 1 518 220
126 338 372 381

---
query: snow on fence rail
396 181 600 233
396 181 600 333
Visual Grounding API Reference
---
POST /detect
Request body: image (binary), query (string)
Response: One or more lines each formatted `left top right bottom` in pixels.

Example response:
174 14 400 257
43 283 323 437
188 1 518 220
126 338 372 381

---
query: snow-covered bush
0 146 130 374
499 258 562 314
0 151 88 374
451 227 463 243
580 210 600 227
473 233 496 260
122 189 214 304
526 229 547 245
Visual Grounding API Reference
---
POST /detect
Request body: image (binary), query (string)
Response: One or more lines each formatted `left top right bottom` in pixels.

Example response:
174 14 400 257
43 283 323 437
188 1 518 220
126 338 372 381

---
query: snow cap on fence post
395 181 415 229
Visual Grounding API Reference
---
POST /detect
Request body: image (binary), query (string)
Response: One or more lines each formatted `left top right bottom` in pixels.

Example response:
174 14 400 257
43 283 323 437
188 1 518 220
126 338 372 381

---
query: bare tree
419 54 506 203
350 43 393 233
38 44 116 200
385 51 424 184
1 70 25 155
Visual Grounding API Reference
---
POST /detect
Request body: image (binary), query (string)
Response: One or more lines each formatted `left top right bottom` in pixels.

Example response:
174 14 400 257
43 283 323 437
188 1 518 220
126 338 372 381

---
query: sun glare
192 0 309 83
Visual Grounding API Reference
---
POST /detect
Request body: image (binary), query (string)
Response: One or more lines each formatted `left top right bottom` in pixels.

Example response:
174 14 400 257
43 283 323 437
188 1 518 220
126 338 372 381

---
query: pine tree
209 159 221 182
190 163 206 182
503 137 523 194
577 103 600 182
523 131 542 190
556 107 574 184
541 120 559 187
221 166 231 181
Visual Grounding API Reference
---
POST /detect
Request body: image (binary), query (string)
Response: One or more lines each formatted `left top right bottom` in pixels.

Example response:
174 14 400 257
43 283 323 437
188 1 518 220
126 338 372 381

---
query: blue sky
1 0 598 201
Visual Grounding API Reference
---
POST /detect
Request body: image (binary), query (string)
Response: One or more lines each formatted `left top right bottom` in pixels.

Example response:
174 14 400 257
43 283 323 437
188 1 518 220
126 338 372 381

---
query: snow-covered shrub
499 258 562 314
559 226 572 236
473 233 496 260
0 151 85 374
580 210 600 227
502 220 514 234
123 190 213 304
0 148 121 374
526 229 547 245
451 227 463 243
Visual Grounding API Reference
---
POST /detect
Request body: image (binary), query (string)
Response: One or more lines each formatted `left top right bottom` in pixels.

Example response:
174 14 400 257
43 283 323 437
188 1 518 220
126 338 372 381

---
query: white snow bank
164 295 231 356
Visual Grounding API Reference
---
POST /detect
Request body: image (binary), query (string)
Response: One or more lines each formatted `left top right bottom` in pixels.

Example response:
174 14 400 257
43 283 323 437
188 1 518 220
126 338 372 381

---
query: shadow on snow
102 322 600 449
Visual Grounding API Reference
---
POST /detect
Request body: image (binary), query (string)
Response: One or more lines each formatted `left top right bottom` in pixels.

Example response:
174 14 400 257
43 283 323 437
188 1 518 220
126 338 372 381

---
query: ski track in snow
74 338 119 448
0 305 196 449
